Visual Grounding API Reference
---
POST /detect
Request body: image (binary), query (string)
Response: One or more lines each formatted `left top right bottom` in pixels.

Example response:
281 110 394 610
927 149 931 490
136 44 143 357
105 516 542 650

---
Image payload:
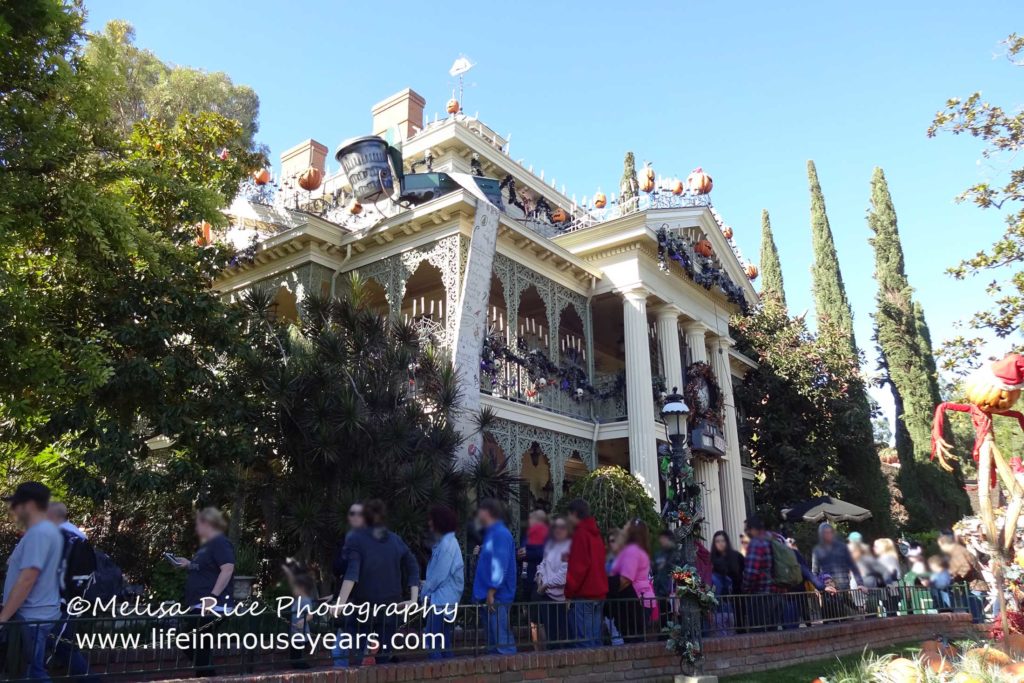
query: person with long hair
873 538 903 616
710 531 744 635
608 519 659 641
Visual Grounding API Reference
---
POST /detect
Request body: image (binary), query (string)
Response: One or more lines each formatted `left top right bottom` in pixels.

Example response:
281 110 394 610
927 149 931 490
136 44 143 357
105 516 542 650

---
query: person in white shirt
47 501 87 539
534 515 572 649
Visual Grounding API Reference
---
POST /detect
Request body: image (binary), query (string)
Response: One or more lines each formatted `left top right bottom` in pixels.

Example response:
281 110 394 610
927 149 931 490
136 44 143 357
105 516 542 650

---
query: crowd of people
0 477 998 681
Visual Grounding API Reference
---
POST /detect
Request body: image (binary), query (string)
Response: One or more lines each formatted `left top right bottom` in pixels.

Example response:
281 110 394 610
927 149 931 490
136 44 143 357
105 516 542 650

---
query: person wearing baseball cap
1 481 64 679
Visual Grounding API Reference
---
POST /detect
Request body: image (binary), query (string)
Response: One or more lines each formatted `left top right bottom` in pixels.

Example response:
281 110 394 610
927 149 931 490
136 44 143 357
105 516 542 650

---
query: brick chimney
371 88 425 143
280 139 328 184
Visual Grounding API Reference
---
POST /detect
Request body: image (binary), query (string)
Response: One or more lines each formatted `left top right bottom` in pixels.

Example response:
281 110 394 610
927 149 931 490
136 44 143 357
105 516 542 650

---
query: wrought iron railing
2 586 973 681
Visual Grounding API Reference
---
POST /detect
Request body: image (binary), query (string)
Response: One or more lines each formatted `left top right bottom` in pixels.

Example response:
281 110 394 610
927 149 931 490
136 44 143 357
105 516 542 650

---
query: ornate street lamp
660 388 714 681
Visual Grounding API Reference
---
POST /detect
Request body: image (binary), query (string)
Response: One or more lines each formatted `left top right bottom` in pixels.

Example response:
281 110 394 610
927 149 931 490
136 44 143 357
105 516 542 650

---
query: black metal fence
0 586 972 682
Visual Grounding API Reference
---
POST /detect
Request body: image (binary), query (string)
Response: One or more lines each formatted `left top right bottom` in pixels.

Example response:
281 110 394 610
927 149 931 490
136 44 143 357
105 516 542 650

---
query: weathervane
449 56 474 110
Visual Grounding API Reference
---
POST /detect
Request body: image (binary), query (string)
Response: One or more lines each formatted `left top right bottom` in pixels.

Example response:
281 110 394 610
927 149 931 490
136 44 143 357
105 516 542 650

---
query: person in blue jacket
472 498 517 654
422 504 464 659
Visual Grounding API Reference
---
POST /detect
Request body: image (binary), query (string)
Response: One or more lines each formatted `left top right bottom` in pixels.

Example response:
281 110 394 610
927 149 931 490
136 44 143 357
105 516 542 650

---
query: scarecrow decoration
932 353 1024 638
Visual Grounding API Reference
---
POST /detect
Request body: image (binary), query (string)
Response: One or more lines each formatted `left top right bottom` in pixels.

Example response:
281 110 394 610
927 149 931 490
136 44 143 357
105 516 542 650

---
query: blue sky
86 1 1020 412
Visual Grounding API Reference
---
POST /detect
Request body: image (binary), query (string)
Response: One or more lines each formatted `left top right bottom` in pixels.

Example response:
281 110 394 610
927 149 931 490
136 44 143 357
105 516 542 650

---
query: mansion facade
215 89 760 541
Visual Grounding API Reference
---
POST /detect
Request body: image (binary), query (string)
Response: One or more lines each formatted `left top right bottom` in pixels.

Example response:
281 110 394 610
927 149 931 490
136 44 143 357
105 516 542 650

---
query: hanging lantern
745 263 759 280
197 221 212 246
348 199 363 215
593 192 607 209
686 167 713 195
722 225 733 240
550 207 568 223
671 179 684 195
446 98 460 115
298 167 323 192
253 168 271 185
694 239 714 258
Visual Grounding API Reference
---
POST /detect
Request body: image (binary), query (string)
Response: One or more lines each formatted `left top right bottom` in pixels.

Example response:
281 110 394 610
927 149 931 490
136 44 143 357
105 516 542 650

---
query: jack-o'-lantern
686 167 713 195
694 239 713 258
447 98 460 115
593 192 607 209
550 208 568 223
197 221 212 246
298 167 323 192
639 164 656 192
722 225 733 240
253 168 271 185
745 264 759 280
348 199 363 215
671 179 684 195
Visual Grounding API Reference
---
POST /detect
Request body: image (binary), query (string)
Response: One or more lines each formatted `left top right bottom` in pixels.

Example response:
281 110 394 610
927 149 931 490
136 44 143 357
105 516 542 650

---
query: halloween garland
656 226 749 313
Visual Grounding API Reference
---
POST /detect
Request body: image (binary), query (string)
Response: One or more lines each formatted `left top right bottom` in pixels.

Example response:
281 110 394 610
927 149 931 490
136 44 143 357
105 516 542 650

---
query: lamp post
661 389 715 683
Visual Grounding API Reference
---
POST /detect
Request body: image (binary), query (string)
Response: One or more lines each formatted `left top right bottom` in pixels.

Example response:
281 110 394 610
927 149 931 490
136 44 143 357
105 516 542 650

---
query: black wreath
684 361 724 428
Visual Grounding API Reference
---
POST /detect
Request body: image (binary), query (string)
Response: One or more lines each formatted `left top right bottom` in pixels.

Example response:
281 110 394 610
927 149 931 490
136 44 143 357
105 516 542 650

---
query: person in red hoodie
564 499 607 647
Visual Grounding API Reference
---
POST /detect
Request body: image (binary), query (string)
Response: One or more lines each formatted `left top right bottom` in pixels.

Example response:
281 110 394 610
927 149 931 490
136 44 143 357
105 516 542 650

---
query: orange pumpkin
348 199 363 215
447 98 460 115
694 239 714 258
920 653 953 674
639 175 655 193
671 179 684 195
642 164 655 182
593 192 607 209
686 167 713 195
550 208 568 223
722 225 733 240
1007 632 1024 656
967 646 1013 666
253 168 271 185
197 221 212 246
1003 661 1024 679
745 264 759 280
298 167 323 192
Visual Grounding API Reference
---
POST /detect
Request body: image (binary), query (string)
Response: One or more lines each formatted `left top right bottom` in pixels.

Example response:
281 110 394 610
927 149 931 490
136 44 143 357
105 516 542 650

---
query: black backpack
58 529 97 601
86 550 124 601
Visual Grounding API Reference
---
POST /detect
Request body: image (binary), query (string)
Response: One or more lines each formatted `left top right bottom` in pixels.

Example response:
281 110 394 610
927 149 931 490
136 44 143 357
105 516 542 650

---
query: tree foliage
867 167 969 530
759 209 787 307
559 465 661 536
85 20 261 150
929 34 1024 371
805 161 893 533
733 299 891 534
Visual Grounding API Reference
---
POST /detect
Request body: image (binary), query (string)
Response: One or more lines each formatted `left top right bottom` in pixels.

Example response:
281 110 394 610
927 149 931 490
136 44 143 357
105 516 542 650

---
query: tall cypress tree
619 151 638 215
759 209 787 308
807 160 893 534
868 167 969 528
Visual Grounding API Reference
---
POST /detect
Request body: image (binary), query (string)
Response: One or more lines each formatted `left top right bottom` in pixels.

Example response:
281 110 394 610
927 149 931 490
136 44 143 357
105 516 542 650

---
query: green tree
733 299 894 533
86 20 261 150
806 161 893 533
867 167 969 529
559 466 661 536
759 209 787 307
619 151 638 214
928 34 1024 371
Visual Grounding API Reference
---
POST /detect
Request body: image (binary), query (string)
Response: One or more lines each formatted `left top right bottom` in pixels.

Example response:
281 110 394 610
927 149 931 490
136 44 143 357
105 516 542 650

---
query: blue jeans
16 621 52 681
570 600 603 648
425 611 454 660
484 604 515 655
48 616 96 681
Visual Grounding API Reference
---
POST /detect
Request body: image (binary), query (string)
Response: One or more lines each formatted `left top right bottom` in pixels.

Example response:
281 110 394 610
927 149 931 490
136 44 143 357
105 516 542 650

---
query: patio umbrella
781 496 873 524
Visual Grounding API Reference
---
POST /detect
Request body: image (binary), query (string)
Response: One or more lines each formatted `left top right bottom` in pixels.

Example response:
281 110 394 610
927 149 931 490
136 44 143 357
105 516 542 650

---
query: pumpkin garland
656 226 750 312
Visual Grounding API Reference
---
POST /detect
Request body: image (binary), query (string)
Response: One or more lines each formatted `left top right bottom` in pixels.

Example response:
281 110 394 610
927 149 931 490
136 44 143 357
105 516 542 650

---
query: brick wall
165 612 971 683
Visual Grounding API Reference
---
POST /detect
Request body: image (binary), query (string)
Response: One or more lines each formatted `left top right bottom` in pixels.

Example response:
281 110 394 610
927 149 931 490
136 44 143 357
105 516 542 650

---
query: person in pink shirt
608 519 659 641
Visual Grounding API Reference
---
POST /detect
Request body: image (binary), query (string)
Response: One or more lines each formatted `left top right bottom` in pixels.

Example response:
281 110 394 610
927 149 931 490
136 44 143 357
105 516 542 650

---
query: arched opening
558 304 586 369
358 277 389 315
271 285 299 324
516 285 548 353
400 261 447 340
482 275 509 396
519 442 552 527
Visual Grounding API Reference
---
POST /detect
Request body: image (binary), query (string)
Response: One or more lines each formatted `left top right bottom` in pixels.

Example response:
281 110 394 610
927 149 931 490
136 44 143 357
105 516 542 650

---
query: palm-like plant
229 275 519 584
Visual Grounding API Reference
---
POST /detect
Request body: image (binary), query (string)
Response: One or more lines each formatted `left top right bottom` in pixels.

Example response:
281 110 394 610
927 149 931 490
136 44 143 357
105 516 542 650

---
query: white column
655 306 684 394
712 336 746 541
682 321 724 540
622 288 661 508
